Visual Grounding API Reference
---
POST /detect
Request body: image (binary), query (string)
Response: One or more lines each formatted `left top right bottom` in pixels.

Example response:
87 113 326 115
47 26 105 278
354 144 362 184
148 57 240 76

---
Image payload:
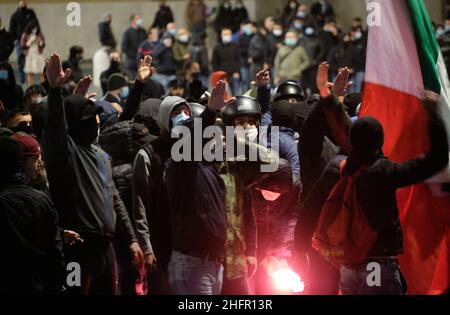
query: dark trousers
307 248 340 295
64 238 118 295
222 277 251 295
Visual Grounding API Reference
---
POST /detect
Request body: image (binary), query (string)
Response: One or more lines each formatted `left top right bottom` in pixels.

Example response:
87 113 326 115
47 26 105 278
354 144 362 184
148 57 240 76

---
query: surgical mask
0 70 9 80
293 22 303 30
136 19 143 27
179 35 189 43
171 112 190 128
31 96 43 105
290 1 297 9
235 127 258 143
120 86 129 99
445 24 450 32
222 35 232 44
284 38 297 47
163 38 173 47
169 29 177 36
304 27 315 36
243 26 253 36
297 11 306 19
273 29 283 37
436 29 445 38
354 31 362 40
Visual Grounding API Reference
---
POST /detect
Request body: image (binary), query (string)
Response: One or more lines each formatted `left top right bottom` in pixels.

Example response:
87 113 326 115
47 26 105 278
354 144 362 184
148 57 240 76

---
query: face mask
171 112 190 128
192 72 201 80
304 27 315 36
297 11 306 19
284 38 297 47
11 122 33 135
273 29 283 37
222 35 232 44
32 28 37 35
290 1 297 9
243 27 253 36
169 28 177 36
0 70 9 80
444 24 450 33
179 35 189 43
437 29 445 38
120 86 129 99
31 96 43 105
223 3 231 9
354 31 362 40
136 19 143 27
294 23 303 30
163 38 173 47
235 127 258 143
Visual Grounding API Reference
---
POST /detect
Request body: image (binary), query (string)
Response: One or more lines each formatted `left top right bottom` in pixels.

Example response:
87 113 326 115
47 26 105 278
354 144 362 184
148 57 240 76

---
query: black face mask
110 61 121 69
10 122 33 135
192 72 201 80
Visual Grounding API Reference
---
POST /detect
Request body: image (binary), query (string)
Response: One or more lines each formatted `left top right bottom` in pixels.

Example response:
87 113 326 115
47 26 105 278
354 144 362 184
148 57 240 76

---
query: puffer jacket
99 120 156 255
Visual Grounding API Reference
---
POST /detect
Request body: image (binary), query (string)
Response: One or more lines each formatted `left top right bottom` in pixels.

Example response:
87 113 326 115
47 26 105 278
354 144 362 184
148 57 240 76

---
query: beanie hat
107 73 127 91
11 134 41 158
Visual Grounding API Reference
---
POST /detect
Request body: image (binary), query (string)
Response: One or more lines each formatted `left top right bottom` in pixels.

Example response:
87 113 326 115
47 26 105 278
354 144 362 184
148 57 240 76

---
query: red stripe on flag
361 83 430 163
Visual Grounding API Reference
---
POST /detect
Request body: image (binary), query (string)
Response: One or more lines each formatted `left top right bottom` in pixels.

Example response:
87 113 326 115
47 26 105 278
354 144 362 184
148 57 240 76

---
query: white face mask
234 127 258 143
178 34 189 43
31 96 43 105
273 29 283 37
222 35 232 44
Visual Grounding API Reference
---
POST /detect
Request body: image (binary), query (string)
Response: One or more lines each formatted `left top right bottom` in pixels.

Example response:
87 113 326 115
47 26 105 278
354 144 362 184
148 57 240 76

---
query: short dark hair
3 109 31 127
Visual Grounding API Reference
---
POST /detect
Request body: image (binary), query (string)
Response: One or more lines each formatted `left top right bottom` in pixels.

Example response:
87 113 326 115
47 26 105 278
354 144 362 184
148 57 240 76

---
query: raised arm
120 55 154 121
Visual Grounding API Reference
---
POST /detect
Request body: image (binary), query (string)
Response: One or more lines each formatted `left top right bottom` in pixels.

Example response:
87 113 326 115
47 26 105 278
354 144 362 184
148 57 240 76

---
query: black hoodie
42 88 137 244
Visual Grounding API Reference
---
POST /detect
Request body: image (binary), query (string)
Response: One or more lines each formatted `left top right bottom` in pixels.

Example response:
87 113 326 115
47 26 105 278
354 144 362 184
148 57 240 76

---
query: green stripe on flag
407 0 441 94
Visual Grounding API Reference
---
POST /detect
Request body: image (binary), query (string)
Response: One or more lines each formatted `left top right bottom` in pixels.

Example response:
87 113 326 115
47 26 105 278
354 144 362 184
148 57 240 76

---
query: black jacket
165 109 227 256
121 27 147 61
98 21 117 48
212 42 241 76
0 177 64 294
9 7 37 40
42 88 137 244
152 43 176 76
295 96 449 257
152 6 174 30
0 29 15 61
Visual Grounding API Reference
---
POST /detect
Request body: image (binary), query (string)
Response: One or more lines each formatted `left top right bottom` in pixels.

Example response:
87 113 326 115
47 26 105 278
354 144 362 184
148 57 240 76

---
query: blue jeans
340 261 406 295
16 42 25 84
240 67 250 94
168 251 224 295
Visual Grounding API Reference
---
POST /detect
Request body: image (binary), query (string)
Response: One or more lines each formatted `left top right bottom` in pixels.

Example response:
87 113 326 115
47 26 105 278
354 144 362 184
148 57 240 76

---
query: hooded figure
62 95 103 146
134 98 162 136
158 96 192 135
42 86 140 295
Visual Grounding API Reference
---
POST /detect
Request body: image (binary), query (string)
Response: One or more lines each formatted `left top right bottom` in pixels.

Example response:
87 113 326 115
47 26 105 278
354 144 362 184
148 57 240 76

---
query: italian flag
361 0 450 294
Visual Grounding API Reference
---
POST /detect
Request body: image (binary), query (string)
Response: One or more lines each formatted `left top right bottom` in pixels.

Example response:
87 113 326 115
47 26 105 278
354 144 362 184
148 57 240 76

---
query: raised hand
73 75 92 96
208 80 236 112
316 62 330 93
332 67 352 97
256 67 270 87
137 55 153 83
46 53 72 88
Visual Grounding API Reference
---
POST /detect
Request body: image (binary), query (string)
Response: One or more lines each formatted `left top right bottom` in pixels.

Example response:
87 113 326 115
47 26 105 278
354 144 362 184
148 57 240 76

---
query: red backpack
312 160 378 265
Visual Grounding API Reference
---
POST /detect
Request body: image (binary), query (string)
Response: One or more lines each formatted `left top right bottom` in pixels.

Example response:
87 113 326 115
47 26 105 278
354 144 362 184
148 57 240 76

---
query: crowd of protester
0 0 449 296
